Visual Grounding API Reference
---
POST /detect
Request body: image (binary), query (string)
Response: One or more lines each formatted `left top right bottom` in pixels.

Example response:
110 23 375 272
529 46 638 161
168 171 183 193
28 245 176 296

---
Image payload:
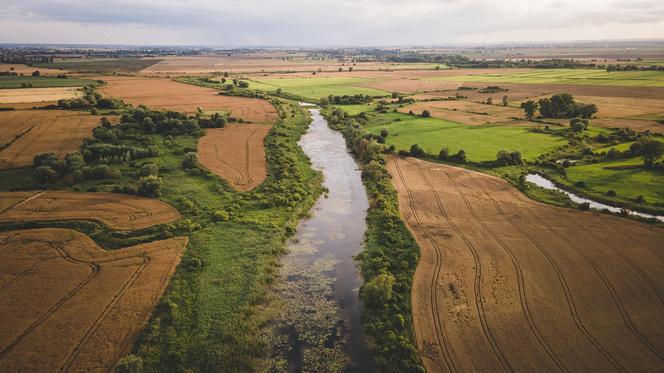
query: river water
266 108 375 372
525 173 664 222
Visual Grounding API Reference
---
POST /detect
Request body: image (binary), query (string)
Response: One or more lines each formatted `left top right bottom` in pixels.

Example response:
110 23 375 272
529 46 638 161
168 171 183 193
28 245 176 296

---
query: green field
32 58 162 73
363 112 565 161
332 103 376 115
248 77 389 100
0 76 94 88
566 157 664 204
434 69 664 87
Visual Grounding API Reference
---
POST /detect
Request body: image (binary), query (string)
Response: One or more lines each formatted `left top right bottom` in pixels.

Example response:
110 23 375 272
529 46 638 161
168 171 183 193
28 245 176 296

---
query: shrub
182 152 199 170
212 209 230 222
33 151 59 167
420 110 431 118
438 147 449 160
409 144 426 158
606 190 617 197
450 149 467 163
33 165 58 183
115 354 144 373
139 163 159 177
636 195 646 203
361 273 395 308
574 181 586 188
137 175 162 197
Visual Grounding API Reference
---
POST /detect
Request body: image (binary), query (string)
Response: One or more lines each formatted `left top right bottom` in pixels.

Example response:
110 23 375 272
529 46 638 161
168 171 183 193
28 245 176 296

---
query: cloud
1 0 663 45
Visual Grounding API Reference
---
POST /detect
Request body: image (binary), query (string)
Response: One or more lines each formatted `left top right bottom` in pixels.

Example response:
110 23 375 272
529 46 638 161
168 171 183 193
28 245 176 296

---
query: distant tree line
521 93 597 119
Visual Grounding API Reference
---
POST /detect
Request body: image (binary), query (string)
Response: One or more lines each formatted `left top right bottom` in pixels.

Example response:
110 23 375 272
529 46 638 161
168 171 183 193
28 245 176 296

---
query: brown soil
0 87 82 104
197 124 271 191
388 156 664 372
399 101 524 125
0 191 180 230
0 64 70 76
0 110 117 169
0 228 187 372
97 76 277 124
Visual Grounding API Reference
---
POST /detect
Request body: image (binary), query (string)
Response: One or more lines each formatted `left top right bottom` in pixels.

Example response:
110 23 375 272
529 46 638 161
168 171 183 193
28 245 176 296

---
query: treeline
607 64 664 72
54 86 123 111
521 93 597 119
320 94 373 105
323 108 424 372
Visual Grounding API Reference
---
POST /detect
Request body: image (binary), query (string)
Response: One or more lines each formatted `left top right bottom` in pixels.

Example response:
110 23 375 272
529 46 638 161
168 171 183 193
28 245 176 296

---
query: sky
1 0 664 46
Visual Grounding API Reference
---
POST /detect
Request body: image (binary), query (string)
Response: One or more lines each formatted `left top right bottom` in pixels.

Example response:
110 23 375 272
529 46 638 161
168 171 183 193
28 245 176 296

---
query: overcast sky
2 0 664 46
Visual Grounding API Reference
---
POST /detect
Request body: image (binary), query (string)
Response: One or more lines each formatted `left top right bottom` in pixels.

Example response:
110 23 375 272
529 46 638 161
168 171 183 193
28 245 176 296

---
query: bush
212 209 230 222
182 152 198 170
438 147 450 160
115 354 144 373
139 163 159 177
449 149 467 163
574 181 586 188
420 110 431 118
83 165 120 180
361 273 395 308
636 195 646 203
409 144 426 158
33 165 58 183
606 190 617 197
33 151 59 167
137 175 162 197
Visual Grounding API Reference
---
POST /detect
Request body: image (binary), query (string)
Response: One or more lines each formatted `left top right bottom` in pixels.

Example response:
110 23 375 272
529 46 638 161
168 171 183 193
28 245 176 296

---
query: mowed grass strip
432 68 664 87
249 77 389 100
0 76 94 88
365 112 565 161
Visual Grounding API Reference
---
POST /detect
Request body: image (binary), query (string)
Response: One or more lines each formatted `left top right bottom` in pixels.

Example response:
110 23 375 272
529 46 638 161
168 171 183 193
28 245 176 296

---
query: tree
115 354 144 373
450 149 467 163
380 128 389 138
139 163 159 177
486 97 493 105
361 273 395 308
137 175 162 197
391 92 399 99
34 165 57 183
502 95 509 106
32 70 40 77
571 121 585 133
409 144 425 158
182 152 198 169
438 147 449 160
637 136 664 167
520 100 538 119
421 110 431 118
238 80 249 88
33 151 59 167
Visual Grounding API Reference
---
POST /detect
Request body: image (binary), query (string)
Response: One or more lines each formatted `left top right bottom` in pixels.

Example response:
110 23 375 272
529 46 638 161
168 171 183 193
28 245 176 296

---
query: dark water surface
266 108 375 372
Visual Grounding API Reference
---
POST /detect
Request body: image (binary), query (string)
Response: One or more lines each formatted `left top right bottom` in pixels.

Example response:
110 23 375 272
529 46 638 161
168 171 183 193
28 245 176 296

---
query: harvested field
0 191 180 229
98 76 277 124
0 110 116 169
0 63 69 76
197 124 270 191
388 156 664 372
0 228 187 372
0 87 82 104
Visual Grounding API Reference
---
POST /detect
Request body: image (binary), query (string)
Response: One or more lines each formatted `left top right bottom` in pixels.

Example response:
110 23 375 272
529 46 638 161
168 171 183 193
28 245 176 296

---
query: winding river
266 107 375 371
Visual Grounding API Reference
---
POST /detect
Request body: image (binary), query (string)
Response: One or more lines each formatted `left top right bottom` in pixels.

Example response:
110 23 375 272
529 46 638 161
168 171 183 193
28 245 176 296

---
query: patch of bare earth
197 124 271 191
388 156 664 372
0 228 187 372
0 191 180 229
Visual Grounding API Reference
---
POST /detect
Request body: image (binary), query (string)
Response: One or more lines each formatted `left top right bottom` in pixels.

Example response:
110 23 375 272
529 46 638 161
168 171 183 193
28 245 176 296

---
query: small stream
525 174 664 222
265 107 375 372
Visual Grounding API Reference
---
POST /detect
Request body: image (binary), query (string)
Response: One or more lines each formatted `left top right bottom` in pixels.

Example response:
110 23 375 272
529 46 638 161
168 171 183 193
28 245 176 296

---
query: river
265 107 375 372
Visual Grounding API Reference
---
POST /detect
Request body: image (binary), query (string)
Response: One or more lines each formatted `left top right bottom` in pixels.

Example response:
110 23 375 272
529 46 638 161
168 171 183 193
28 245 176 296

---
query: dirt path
387 156 664 372
197 124 271 191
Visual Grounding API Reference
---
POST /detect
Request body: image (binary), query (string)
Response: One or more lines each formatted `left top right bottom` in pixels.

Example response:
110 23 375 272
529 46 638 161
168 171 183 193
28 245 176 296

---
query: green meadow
363 112 565 161
565 157 664 204
433 68 664 87
248 77 389 100
0 75 94 88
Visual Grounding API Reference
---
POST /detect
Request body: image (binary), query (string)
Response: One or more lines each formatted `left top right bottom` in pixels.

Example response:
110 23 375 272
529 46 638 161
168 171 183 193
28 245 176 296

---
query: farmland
364 112 565 161
248 76 389 100
0 76 94 89
0 228 187 372
389 156 664 372
0 110 117 169
197 124 271 191
98 76 278 123
0 87 82 104
434 69 664 87
0 191 181 229
33 58 163 73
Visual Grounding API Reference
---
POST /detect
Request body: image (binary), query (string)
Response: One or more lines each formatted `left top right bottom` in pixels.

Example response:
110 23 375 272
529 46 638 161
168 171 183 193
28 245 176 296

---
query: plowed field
197 124 270 191
0 228 187 372
0 191 180 229
388 156 664 372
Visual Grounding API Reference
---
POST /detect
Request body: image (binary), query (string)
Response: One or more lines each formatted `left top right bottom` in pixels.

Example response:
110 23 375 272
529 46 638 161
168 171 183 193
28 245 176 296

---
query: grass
565 157 664 204
247 77 389 101
0 76 94 88
332 103 376 115
433 68 664 87
364 112 566 161
32 58 162 73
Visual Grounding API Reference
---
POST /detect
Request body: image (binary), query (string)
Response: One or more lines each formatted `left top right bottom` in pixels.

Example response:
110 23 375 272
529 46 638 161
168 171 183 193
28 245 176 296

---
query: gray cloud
1 0 663 45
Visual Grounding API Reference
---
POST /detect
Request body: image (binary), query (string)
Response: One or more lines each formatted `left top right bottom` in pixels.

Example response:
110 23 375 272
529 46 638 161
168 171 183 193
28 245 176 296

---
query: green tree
361 273 395 308
421 110 431 118
438 147 449 160
34 165 57 183
32 70 40 77
409 144 425 158
520 100 538 119
637 136 664 167
571 121 585 133
137 175 162 197
182 152 198 169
